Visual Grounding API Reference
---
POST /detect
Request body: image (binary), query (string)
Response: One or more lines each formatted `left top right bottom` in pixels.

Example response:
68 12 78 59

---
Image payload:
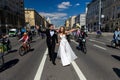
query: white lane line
93 44 107 50
89 39 105 45
71 40 87 80
72 61 87 80
34 48 48 80
71 40 79 45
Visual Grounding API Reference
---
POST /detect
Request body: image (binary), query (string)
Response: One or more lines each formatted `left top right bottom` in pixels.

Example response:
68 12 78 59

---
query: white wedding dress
58 35 77 66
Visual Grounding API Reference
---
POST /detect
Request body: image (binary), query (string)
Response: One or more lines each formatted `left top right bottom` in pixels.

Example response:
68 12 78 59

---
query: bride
57 26 77 66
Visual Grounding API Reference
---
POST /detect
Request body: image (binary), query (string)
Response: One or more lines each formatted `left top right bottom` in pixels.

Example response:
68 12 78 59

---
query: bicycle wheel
28 43 31 51
19 46 25 56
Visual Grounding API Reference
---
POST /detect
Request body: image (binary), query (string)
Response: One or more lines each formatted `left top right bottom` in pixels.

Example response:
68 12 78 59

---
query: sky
24 0 92 27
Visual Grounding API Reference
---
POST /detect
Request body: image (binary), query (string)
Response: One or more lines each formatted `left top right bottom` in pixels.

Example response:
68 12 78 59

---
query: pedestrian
39 24 58 65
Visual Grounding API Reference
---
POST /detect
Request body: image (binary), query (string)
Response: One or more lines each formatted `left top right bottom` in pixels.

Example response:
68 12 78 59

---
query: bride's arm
65 28 77 34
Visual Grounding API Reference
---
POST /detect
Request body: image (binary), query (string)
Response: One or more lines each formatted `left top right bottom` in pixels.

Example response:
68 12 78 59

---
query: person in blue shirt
113 27 120 47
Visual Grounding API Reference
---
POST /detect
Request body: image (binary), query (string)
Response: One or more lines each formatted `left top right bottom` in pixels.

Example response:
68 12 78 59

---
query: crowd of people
0 24 120 66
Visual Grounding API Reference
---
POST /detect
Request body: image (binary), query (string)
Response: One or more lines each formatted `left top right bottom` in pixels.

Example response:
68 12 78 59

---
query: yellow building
65 19 70 28
25 8 49 29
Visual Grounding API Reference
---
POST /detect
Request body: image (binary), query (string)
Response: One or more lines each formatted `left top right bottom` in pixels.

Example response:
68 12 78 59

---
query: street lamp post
99 0 102 31
5 16 8 34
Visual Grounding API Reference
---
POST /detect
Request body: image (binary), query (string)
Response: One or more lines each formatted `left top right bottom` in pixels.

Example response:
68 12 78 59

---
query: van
9 29 17 37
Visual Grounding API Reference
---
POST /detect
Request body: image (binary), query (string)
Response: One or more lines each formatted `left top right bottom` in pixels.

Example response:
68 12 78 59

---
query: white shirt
50 30 54 36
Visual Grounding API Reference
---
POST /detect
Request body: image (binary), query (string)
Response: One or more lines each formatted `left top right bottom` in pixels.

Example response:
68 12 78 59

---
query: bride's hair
59 26 66 34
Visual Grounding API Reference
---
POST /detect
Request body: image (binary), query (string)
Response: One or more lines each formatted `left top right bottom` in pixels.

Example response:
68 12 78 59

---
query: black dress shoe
52 62 56 65
50 59 52 61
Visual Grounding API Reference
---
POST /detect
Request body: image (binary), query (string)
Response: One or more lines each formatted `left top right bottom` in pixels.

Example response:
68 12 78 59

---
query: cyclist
27 29 32 42
1 34 11 51
19 33 29 51
77 28 88 49
113 27 120 47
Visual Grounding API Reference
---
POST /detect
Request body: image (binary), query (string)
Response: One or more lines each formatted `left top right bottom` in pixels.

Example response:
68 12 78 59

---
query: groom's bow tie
50 30 54 31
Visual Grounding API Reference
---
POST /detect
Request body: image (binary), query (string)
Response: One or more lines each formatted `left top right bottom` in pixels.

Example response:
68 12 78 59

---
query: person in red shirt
19 32 29 50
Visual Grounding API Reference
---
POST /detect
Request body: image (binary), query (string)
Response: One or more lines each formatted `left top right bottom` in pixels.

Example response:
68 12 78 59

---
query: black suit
40 29 58 64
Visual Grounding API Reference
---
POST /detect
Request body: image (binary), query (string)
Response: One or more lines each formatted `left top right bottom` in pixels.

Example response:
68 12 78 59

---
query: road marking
93 44 107 50
72 61 87 80
71 40 79 45
89 39 105 45
71 40 87 80
34 48 48 80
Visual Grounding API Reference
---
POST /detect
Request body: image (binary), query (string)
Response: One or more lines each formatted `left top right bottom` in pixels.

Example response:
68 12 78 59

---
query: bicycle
81 39 87 54
77 38 87 54
19 42 31 56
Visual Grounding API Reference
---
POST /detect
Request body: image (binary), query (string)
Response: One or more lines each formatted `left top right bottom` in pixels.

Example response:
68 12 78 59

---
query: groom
39 24 58 65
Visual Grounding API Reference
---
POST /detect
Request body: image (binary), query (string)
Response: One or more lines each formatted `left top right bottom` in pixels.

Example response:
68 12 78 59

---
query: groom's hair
48 24 54 28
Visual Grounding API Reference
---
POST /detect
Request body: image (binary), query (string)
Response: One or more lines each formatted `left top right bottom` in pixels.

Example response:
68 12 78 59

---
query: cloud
39 12 68 26
75 3 80 6
39 12 67 20
58 2 72 9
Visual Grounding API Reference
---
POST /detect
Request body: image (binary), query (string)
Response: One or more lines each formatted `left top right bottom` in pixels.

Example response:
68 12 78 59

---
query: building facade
25 8 49 29
102 0 120 31
86 0 120 32
86 0 99 31
75 14 86 27
65 16 76 29
0 0 25 33
65 19 70 28
69 16 76 28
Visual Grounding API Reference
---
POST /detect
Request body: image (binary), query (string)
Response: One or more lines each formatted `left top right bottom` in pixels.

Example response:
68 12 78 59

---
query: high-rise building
0 0 25 33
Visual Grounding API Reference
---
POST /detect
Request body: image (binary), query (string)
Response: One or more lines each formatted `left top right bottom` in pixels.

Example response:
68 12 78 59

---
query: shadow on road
5 49 18 56
31 40 36 43
29 48 35 52
113 68 120 78
106 45 116 49
23 48 35 56
111 55 120 61
0 59 19 72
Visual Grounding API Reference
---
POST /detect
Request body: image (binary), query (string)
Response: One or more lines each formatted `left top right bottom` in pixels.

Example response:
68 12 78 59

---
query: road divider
34 48 48 80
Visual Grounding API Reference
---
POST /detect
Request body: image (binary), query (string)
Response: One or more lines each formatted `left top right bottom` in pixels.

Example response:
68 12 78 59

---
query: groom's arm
39 28 47 33
55 31 58 43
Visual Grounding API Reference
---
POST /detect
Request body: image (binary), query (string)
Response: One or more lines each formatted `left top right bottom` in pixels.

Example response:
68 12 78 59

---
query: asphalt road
0 34 120 80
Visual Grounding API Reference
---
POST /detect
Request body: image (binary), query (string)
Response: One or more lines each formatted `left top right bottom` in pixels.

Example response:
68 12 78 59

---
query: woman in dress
57 26 77 66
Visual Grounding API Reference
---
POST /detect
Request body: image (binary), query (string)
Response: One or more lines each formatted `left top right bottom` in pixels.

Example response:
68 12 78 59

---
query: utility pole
99 0 102 31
